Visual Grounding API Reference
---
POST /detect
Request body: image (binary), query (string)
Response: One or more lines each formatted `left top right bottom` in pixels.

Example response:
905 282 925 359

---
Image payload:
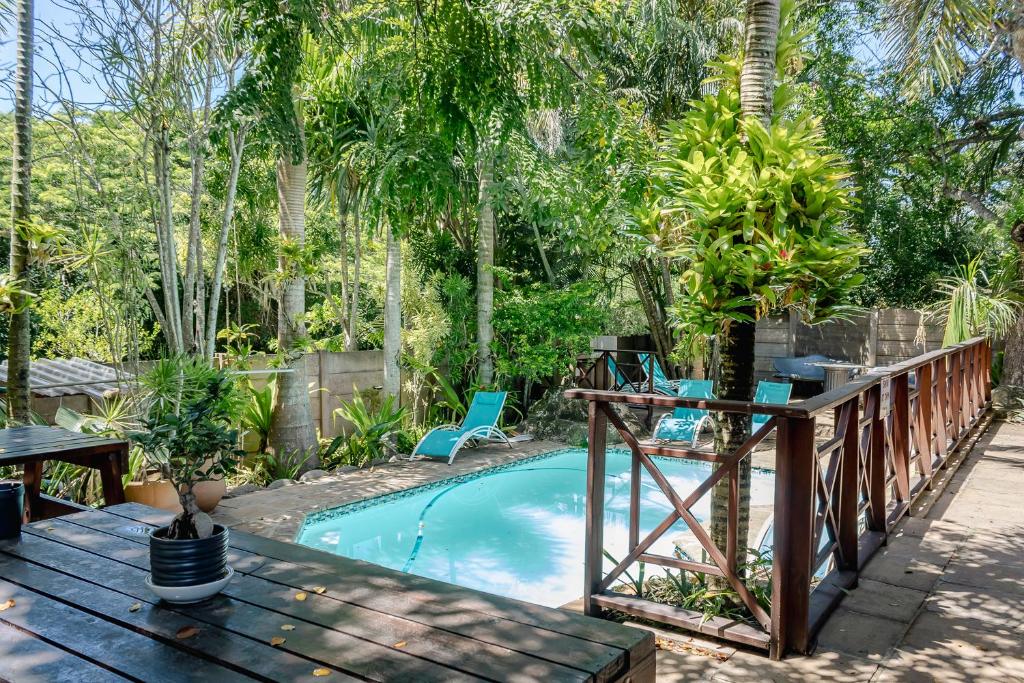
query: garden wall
753 308 945 381
236 350 386 439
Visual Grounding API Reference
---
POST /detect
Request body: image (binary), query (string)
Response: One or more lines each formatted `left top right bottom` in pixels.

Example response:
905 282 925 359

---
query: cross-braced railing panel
599 404 773 631
566 337 992 661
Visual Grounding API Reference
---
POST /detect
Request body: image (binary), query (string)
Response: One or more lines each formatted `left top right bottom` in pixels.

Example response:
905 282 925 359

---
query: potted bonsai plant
130 368 243 603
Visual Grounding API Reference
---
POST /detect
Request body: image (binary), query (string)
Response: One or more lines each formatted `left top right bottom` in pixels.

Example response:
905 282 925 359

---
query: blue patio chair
606 355 636 392
411 391 511 465
652 380 715 447
637 352 681 395
752 380 793 434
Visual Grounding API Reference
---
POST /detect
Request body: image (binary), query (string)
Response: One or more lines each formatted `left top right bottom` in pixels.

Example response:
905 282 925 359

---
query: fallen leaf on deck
312 668 331 677
129 602 142 612
270 636 286 646
0 599 14 611
176 626 200 640
393 641 407 649
45 527 54 532
312 586 326 594
295 592 308 601
281 624 296 631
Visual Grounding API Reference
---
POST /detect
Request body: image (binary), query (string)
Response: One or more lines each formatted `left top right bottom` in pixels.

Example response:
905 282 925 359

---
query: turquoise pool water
296 448 775 607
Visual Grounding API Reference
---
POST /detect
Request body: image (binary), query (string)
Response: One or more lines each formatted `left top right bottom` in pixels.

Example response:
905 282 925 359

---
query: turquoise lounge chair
606 355 636 392
637 352 681 395
652 379 715 446
411 391 512 464
752 381 793 434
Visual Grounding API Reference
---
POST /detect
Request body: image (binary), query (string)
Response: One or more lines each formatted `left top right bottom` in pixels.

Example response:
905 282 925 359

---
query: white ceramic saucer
146 566 235 604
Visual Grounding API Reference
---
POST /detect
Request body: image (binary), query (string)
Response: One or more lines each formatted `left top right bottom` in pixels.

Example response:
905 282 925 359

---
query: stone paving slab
657 420 1024 682
212 439 563 541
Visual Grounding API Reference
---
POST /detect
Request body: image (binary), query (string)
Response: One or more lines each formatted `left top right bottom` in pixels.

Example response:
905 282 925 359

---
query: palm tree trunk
347 203 361 352
205 129 246 360
709 0 781 583
630 259 675 367
269 151 318 470
6 0 34 424
476 149 496 385
739 0 781 128
383 225 402 398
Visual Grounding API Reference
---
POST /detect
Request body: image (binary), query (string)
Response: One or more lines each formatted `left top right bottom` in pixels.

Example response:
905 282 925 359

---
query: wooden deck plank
0 576 256 682
3 529 479 682
106 503 652 649
0 621 130 683
100 502 653 677
15 519 587 682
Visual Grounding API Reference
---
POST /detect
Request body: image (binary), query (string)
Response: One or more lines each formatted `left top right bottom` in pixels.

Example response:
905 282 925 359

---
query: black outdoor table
0 503 655 682
0 425 129 520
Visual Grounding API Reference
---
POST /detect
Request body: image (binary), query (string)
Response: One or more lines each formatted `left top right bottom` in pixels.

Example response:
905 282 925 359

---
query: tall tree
710 0 782 573
7 0 35 423
653 1 865 573
220 0 329 467
383 226 401 397
882 0 1024 383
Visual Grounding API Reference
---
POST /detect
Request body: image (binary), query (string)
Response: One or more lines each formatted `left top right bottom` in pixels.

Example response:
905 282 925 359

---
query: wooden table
0 503 654 682
0 426 129 520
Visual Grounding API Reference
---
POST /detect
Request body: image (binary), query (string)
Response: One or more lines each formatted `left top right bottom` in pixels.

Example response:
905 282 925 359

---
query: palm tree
219 0 327 468
7 0 35 424
269 135 318 465
383 226 402 397
708 0 781 574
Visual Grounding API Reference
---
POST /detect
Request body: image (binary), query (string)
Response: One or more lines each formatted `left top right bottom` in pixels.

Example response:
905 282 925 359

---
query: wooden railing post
983 339 993 402
915 362 934 483
891 373 912 511
949 350 963 437
584 400 608 617
770 416 816 658
866 384 887 535
838 398 860 573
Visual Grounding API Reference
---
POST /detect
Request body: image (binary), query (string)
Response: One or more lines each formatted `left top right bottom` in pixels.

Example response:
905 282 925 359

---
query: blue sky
0 0 107 111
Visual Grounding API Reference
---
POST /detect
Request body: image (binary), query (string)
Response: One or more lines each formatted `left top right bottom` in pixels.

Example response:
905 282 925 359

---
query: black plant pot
149 524 229 588
0 482 24 540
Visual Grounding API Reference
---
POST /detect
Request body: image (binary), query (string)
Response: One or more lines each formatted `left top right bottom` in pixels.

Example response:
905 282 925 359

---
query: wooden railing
564 337 991 659
574 349 658 393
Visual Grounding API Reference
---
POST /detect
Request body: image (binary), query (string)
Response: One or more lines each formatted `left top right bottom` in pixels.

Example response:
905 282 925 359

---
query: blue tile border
296 446 776 539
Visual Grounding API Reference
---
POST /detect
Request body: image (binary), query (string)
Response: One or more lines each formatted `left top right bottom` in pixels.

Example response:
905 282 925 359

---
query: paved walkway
212 439 561 541
657 420 1024 681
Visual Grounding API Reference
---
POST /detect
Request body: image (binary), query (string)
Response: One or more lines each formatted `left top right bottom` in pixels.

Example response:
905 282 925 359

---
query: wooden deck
0 503 654 682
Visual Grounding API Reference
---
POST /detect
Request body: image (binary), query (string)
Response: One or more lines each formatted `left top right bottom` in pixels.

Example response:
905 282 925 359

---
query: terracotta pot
192 478 227 513
125 480 182 513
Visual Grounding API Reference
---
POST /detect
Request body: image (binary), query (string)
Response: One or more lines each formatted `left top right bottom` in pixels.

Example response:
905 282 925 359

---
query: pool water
296 448 774 607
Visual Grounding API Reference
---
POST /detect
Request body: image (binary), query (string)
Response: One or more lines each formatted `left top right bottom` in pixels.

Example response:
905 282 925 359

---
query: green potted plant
130 369 243 603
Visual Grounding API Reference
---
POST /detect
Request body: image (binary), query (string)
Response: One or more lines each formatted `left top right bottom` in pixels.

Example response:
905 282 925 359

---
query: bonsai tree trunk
383 226 401 398
6 0 34 424
708 0 780 581
476 149 496 385
269 150 318 470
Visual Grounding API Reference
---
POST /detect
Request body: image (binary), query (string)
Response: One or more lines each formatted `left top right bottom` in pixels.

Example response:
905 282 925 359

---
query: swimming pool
296 448 775 607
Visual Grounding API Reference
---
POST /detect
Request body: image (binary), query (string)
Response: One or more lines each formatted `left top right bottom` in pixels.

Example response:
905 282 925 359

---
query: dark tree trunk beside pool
710 315 755 582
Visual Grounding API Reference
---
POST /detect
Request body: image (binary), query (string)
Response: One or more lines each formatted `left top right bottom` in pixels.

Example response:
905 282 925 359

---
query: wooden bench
0 425 128 520
0 503 655 681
